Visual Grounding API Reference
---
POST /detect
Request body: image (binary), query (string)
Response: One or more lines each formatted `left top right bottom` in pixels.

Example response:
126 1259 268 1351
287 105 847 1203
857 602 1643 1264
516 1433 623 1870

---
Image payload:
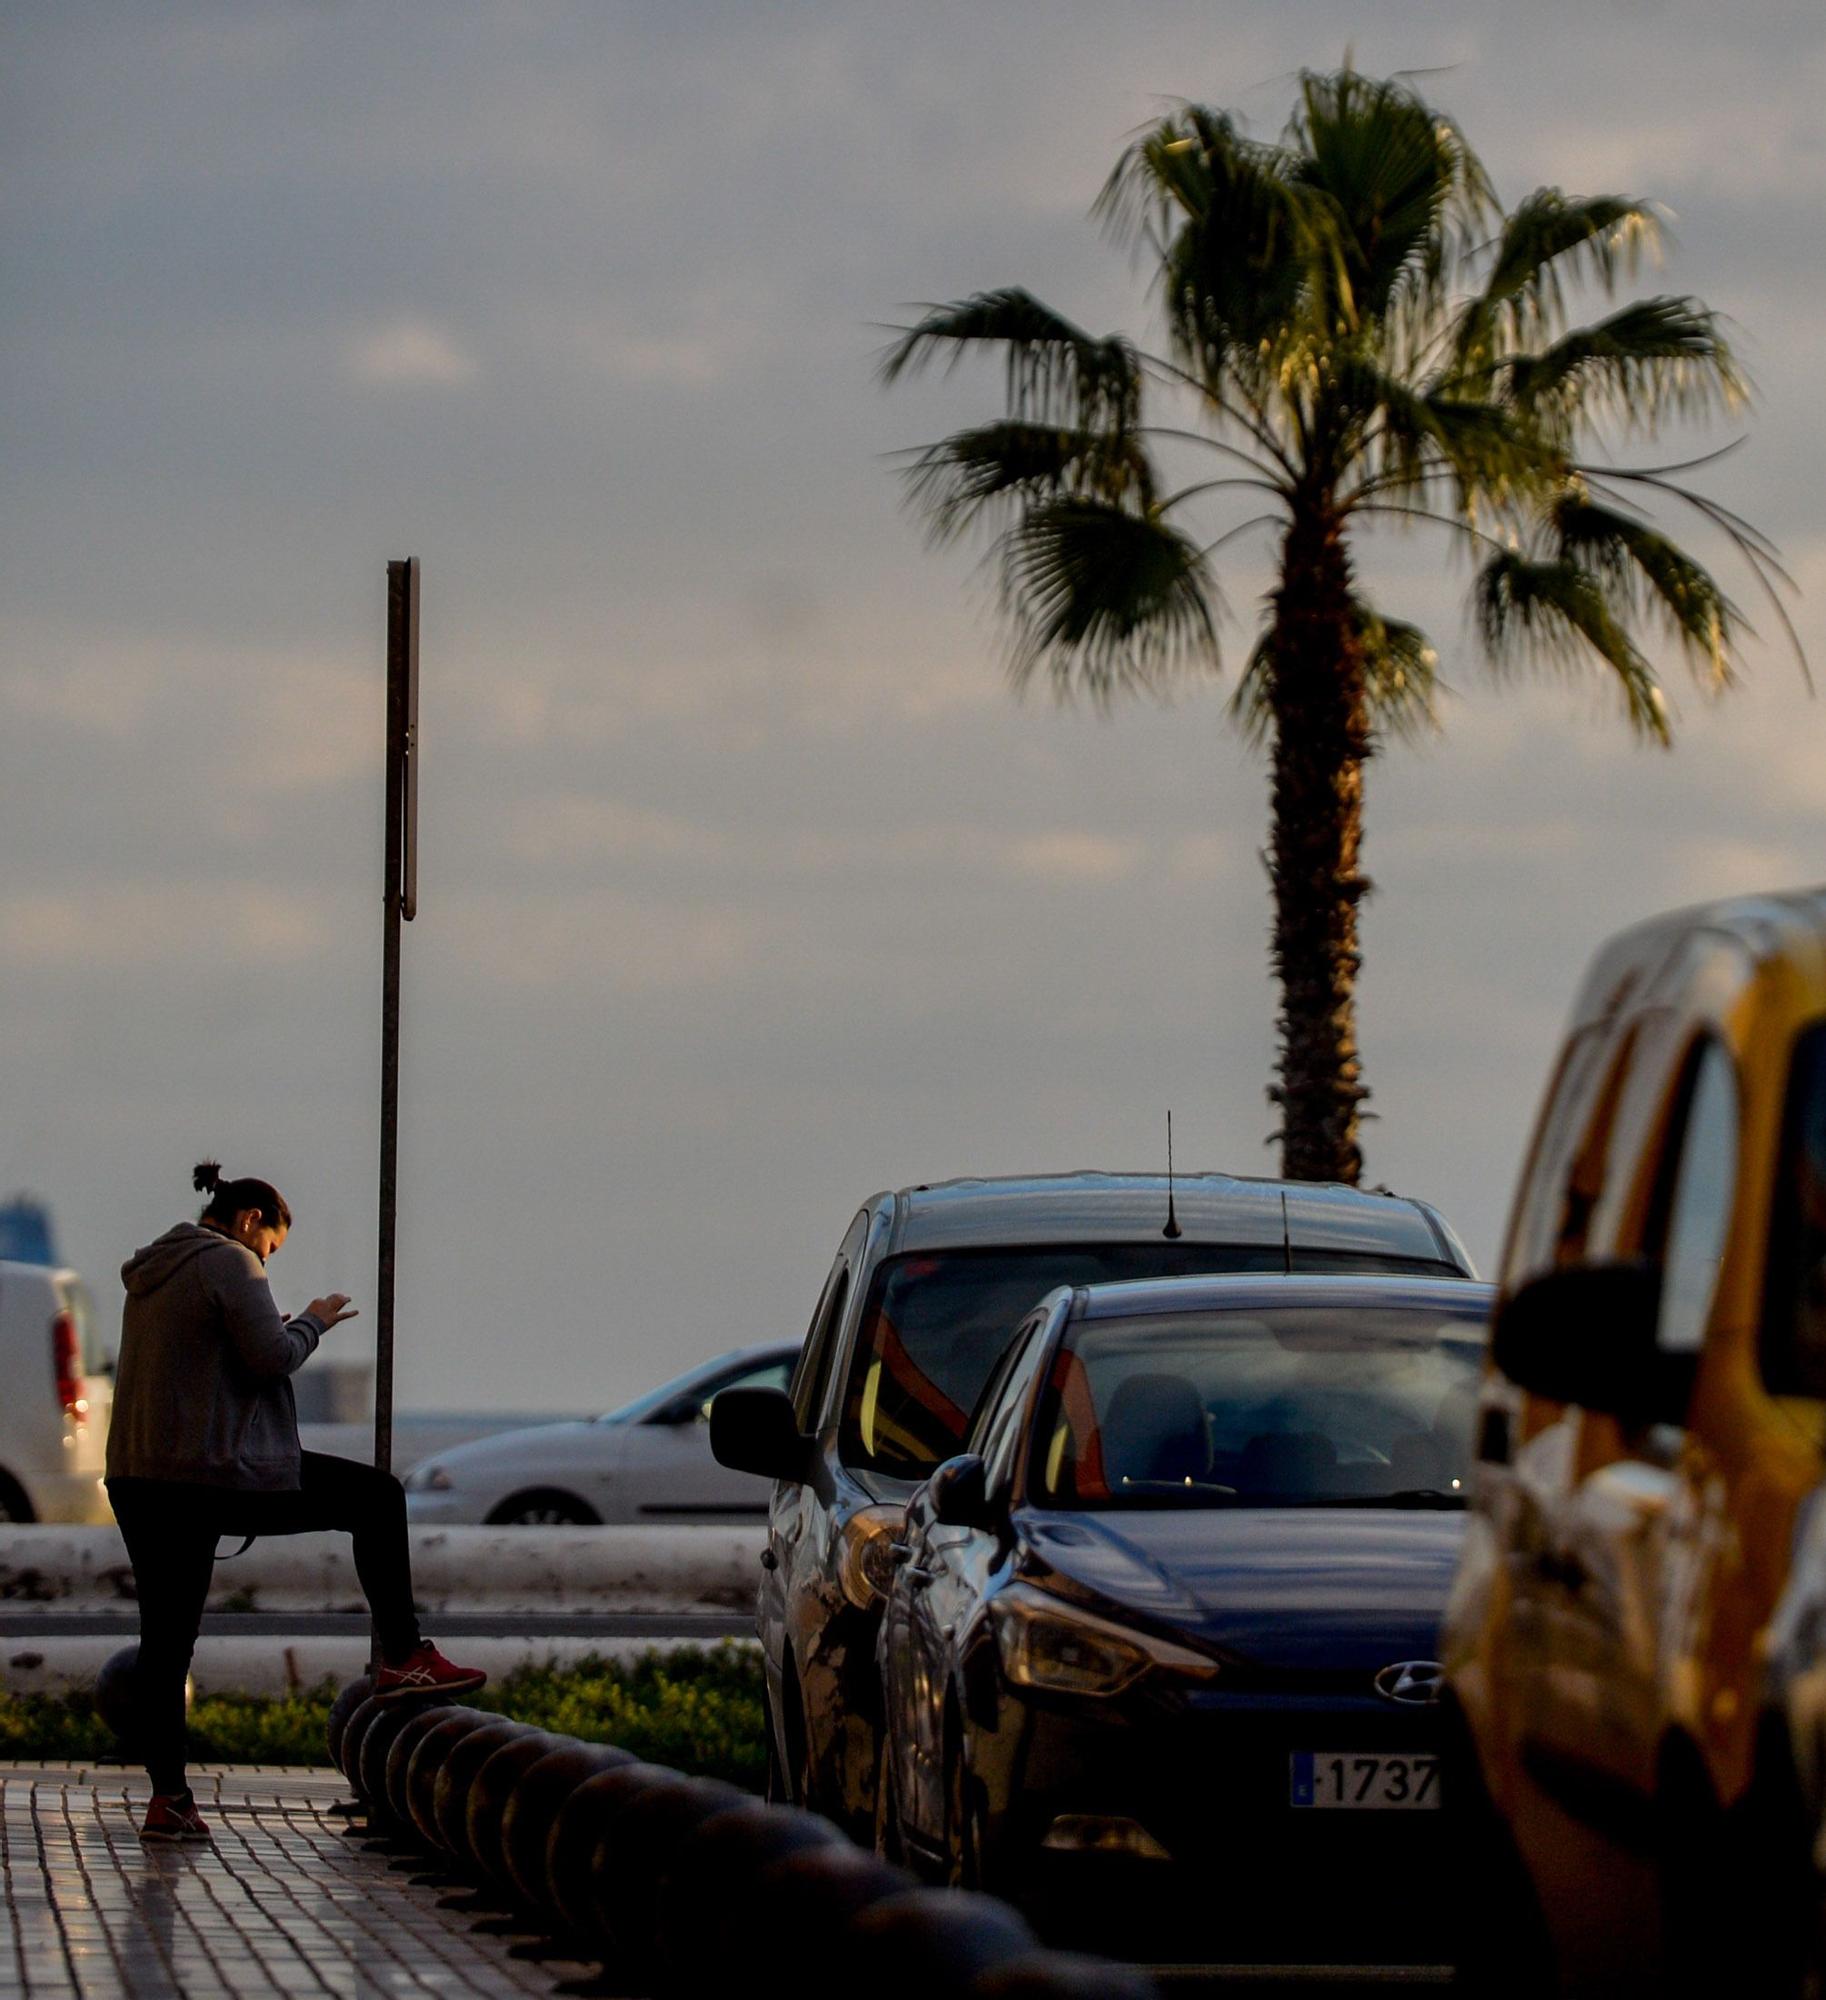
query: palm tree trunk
1266 504 1371 1184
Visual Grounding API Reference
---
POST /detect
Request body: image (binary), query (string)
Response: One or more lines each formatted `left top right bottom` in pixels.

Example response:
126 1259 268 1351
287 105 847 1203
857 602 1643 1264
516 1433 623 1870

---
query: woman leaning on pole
106 1161 487 1841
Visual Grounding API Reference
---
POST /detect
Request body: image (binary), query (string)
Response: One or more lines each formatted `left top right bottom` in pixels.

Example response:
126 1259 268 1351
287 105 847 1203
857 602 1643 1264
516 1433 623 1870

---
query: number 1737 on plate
1290 1752 1441 1809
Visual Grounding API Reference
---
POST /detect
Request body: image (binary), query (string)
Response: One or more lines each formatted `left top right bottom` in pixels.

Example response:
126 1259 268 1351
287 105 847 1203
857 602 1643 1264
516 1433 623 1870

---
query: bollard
325 1676 375 1775
586 1772 744 1982
656 1801 848 1989
462 1731 561 1889
833 1887 1040 2000
381 1703 465 1830
303 1698 1147 1998
337 1695 393 1790
547 1761 682 1941
499 1742 634 1914
970 1951 1161 1999
357 1702 440 1828
431 1719 536 1862
403 1709 496 1848
753 1840 914 1936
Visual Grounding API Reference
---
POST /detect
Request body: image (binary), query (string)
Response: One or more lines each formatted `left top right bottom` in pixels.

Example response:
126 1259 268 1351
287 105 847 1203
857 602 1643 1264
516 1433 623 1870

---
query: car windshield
596 1356 730 1426
840 1245 1456 1478
1027 1303 1488 1509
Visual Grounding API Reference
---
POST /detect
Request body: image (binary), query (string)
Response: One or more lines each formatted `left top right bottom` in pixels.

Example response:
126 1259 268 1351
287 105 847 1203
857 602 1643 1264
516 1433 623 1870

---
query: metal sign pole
375 558 418 1516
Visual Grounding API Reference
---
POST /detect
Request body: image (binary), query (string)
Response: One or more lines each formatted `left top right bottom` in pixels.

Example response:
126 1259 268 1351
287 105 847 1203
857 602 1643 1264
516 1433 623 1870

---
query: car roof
1065 1271 1495 1322
877 1172 1465 1269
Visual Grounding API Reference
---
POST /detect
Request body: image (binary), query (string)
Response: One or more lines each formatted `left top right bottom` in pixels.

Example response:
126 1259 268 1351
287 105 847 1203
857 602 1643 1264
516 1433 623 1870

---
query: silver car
403 1344 797 1525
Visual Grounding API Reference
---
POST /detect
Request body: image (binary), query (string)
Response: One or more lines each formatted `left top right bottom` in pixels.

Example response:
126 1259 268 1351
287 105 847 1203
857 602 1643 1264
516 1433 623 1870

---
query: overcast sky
4 0 1823 1415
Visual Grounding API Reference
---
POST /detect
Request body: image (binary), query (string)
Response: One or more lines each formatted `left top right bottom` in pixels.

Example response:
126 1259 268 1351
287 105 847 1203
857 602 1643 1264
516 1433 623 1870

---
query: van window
1762 1022 1826 1397
1652 1039 1738 1356
1504 1024 1616 1285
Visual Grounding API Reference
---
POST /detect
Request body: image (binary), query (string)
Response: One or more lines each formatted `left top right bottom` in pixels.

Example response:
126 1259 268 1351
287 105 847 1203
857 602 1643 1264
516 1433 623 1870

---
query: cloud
0 884 334 970
505 796 727 867
430 891 763 993
345 320 478 388
1002 831 1142 884
0 627 380 796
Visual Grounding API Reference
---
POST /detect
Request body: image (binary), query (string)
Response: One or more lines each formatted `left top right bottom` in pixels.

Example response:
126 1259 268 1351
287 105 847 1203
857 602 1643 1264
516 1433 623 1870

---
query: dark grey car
711 1170 1475 1841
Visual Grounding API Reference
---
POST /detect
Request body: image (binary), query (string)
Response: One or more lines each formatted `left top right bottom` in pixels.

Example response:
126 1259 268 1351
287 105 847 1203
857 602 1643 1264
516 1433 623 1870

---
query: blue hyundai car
875 1271 1492 1965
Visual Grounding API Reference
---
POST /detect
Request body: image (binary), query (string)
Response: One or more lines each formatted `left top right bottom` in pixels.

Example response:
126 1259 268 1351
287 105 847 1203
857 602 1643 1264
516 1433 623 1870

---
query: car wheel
0 1472 35 1523
486 1489 601 1527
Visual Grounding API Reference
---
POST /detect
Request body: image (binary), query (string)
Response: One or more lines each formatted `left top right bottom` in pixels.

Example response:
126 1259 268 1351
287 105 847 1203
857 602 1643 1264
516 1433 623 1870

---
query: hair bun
192 1160 222 1195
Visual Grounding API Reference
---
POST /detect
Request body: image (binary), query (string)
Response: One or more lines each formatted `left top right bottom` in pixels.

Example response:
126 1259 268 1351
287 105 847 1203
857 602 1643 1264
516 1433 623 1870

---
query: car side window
790 1212 867 1430
1650 1038 1739 1357
704 1356 795 1418
1762 1021 1826 1396
979 1314 1053 1497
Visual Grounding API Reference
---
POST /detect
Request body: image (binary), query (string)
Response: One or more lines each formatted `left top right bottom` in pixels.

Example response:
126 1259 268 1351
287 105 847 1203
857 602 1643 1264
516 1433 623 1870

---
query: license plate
1290 1752 1440 1810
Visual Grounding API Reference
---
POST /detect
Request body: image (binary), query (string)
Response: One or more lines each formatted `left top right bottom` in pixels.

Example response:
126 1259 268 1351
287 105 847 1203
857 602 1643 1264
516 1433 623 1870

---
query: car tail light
52 1309 87 1427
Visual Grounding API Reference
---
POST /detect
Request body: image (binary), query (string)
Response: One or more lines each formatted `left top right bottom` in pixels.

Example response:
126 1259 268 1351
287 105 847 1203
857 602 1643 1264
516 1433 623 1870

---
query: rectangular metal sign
402 555 419 922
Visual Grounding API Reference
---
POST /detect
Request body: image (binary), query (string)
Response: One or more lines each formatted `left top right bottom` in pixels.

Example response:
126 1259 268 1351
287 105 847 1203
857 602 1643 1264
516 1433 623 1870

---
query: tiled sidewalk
0 1766 592 2000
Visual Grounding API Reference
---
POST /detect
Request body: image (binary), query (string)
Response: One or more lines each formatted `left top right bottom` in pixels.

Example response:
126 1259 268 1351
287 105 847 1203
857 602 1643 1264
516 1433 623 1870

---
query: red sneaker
373 1642 488 1702
140 1792 211 1842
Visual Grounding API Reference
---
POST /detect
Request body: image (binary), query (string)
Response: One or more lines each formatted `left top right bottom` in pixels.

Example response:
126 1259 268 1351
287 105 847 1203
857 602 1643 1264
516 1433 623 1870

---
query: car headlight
990 1582 1218 1698
403 1463 453 1493
837 1505 904 1611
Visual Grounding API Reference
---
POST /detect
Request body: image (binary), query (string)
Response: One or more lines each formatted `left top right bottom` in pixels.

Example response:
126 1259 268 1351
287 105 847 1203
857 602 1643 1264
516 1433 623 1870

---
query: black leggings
108 1453 422 1795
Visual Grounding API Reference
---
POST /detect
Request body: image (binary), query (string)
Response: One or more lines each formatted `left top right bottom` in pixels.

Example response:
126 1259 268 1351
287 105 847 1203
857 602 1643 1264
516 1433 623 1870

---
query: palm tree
884 68 1790 1185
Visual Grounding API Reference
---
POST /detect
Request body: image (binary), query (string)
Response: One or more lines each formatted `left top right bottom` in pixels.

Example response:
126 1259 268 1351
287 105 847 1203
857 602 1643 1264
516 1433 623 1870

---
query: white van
0 1261 113 1522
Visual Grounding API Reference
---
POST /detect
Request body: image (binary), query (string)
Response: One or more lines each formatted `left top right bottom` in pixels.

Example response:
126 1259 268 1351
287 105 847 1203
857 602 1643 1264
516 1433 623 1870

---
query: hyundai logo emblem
1374 1660 1443 1706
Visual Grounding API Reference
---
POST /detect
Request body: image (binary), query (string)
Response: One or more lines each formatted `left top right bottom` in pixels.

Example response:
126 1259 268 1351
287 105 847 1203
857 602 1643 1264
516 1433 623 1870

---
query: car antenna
1163 1111 1182 1239
1280 1191 1293 1274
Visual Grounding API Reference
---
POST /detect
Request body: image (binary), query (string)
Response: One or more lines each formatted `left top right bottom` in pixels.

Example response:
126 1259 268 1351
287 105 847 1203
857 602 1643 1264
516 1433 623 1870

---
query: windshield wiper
1117 1477 1239 1497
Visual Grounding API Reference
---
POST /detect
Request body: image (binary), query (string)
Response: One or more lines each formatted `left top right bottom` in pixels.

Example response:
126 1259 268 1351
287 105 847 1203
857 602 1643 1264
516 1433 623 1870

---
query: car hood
1017 1505 1463 1675
424 1419 601 1469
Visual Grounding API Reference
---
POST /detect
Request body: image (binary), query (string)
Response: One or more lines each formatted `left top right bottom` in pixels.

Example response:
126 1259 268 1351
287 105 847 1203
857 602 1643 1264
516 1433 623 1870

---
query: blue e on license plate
1290 1752 1440 1809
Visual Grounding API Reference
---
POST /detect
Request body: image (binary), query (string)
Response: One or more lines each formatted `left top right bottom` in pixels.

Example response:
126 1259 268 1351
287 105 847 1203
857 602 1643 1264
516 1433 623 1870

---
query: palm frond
1455 191 1661 365
1229 600 1442 746
1476 550 1670 741
1343 362 1552 507
1550 492 1741 689
879 289 1142 433
1505 296 1747 431
901 421 1158 544
1097 105 1341 382
999 498 1222 706
1289 68 1492 321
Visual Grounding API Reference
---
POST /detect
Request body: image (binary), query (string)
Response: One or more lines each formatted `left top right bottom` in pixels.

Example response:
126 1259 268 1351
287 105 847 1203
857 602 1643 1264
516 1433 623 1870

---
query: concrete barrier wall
3 1633 757 1697
0 1524 760 1616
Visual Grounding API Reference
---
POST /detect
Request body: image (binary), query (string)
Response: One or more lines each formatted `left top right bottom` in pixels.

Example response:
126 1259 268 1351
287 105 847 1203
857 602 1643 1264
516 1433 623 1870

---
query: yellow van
1442 887 1826 1998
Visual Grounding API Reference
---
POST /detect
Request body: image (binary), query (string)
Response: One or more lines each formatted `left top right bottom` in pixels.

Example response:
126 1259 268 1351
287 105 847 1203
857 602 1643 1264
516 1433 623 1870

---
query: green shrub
0 1644 767 1788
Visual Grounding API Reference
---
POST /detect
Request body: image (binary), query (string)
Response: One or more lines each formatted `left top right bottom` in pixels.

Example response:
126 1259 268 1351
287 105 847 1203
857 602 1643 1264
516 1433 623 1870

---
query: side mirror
710 1387 812 1484
1491 1260 1666 1420
928 1453 993 1530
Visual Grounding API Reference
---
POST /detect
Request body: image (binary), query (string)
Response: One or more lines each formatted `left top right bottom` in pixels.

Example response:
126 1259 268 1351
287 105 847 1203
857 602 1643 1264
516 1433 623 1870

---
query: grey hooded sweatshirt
106 1222 327 1490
